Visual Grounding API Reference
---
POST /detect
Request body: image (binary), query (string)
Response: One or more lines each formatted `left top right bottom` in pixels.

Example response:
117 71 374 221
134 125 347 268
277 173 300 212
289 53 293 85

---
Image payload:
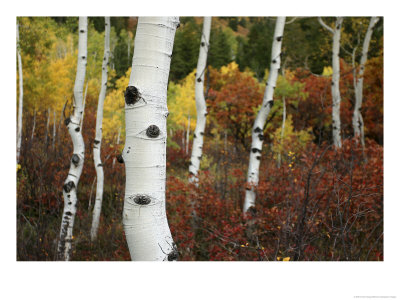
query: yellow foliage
102 68 128 142
270 115 313 160
282 257 290 261
322 66 333 76
168 70 197 131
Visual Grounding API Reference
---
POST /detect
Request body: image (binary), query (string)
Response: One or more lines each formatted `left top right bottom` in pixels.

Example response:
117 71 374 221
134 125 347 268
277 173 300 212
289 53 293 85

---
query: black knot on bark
272 59 277 64
168 249 179 261
331 81 334 85
258 134 264 141
71 154 80 166
176 22 180 29
197 78 202 82
256 156 261 160
200 132 204 135
254 127 262 133
252 148 261 153
117 154 124 164
201 42 205 47
75 127 80 132
80 29 84 33
146 125 160 138
133 195 151 205
63 181 75 193
82 56 86 60
64 117 71 126
268 100 274 108
125 86 141 106
276 36 283 42
94 139 100 145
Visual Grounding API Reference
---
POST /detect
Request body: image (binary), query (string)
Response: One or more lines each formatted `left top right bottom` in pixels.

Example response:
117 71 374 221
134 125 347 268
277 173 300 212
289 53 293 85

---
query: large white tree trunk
319 17 343 148
17 22 23 163
189 17 212 185
352 17 379 147
91 17 111 241
57 17 87 261
243 17 286 213
52 109 56 150
122 17 179 261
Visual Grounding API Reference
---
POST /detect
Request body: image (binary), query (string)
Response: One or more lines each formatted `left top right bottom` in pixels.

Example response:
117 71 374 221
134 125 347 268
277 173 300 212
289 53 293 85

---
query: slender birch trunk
122 17 179 261
189 17 212 184
112 127 121 169
91 17 111 241
52 109 56 150
46 108 50 144
57 17 87 261
319 17 343 148
186 115 190 155
31 108 36 141
80 82 88 128
352 17 379 147
277 96 286 168
17 22 23 163
243 17 286 213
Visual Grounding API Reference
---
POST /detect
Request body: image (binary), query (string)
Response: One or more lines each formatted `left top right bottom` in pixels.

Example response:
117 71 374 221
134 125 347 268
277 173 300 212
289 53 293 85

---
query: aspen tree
91 17 111 241
352 17 379 147
122 17 179 261
57 17 87 261
189 17 212 185
17 22 23 163
243 17 286 213
318 17 344 148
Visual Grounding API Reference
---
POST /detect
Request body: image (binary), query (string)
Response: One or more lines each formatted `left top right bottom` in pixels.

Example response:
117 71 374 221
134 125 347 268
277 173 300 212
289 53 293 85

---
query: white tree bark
112 127 121 169
185 115 190 155
277 96 286 168
46 108 50 144
91 17 111 241
319 17 343 148
352 17 379 147
57 17 87 261
52 108 56 150
17 22 23 163
243 17 286 213
31 108 36 141
189 17 212 184
80 82 89 128
122 17 179 261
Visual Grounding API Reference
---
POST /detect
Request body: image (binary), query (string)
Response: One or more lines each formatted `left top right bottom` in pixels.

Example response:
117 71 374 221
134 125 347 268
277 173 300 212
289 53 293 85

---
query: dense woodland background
16 16 383 261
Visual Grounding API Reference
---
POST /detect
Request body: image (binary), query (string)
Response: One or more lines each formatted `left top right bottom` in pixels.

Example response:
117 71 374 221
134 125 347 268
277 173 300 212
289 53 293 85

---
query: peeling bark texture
17 22 23 163
319 17 343 148
243 17 286 213
91 17 111 241
57 17 87 261
189 17 212 185
123 17 179 261
352 17 379 147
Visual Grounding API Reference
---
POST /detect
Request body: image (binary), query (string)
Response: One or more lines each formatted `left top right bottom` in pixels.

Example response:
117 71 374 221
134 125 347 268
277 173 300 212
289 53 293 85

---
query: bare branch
318 17 334 34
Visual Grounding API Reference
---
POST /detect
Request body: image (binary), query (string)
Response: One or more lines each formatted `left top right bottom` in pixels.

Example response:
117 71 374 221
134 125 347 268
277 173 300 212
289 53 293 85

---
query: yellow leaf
283 257 290 261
